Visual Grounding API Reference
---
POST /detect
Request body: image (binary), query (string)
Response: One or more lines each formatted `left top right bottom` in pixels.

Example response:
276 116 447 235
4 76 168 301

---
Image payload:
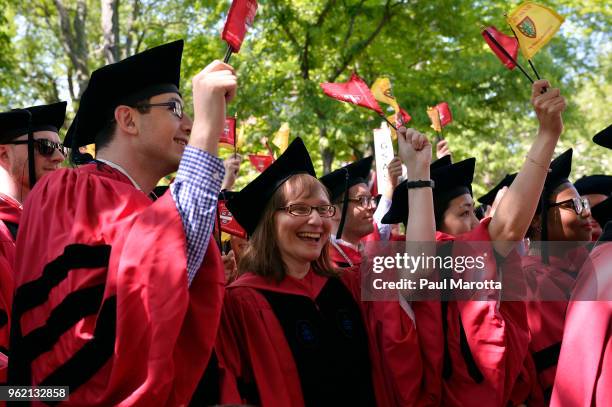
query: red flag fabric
320 73 383 114
396 108 412 126
216 200 247 239
436 102 453 127
248 154 274 172
482 26 519 70
221 0 258 52
219 117 236 146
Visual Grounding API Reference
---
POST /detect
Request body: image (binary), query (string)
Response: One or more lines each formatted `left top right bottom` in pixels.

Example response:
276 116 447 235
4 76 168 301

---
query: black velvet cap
478 173 517 207
227 137 316 236
0 101 67 143
539 149 573 208
574 175 612 197
381 157 475 225
319 156 374 202
591 197 612 229
65 40 184 148
593 124 611 150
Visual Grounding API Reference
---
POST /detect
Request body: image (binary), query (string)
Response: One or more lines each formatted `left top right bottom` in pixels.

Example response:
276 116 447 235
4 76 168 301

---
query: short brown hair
238 174 338 282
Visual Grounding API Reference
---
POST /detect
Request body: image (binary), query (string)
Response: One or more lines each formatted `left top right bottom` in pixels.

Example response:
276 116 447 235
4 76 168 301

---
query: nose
307 210 324 226
50 147 65 163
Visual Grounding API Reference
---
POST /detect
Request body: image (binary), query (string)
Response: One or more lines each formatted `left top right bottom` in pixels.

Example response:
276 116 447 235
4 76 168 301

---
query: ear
114 105 138 136
0 145 11 170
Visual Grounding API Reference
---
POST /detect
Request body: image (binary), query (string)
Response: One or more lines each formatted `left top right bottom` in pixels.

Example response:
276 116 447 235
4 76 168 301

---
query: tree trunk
320 127 334 174
54 0 90 98
101 0 120 64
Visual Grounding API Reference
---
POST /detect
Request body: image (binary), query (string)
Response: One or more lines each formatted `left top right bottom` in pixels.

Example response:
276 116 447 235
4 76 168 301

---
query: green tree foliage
0 0 609 192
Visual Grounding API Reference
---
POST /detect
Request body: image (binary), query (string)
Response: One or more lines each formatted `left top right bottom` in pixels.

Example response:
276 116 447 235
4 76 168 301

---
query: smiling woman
217 137 427 406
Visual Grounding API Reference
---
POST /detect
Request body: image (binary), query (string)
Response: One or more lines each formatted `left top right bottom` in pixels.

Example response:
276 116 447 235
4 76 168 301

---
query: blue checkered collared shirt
170 146 225 286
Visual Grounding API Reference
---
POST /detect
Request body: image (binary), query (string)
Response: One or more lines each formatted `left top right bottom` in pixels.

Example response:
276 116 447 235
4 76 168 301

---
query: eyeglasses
346 195 379 209
549 197 590 216
135 101 184 119
5 139 67 157
277 204 336 218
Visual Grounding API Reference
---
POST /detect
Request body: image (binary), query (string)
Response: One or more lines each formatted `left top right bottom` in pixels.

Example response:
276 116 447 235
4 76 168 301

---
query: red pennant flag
435 102 453 127
216 200 247 239
248 154 274 172
482 26 519 70
222 0 258 52
396 108 412 126
219 117 236 147
320 73 383 114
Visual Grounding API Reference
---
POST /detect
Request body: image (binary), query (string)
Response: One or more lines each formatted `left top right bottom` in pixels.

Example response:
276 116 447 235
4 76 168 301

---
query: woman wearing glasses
217 134 435 407
521 148 594 402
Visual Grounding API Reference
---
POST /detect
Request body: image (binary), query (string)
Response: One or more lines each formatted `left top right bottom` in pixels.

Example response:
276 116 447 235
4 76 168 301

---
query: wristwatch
405 180 435 189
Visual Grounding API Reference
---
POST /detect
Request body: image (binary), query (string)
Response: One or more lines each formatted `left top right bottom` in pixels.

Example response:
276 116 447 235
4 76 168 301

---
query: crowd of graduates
0 37 610 407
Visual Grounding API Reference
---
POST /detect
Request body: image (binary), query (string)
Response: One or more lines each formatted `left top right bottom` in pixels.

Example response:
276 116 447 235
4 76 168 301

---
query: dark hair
526 181 573 240
95 99 151 151
238 174 338 282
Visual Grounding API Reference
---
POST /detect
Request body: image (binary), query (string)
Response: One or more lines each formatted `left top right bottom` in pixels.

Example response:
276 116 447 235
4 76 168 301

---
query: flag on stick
215 199 247 239
506 1 564 60
272 123 290 153
248 154 274 172
370 77 400 112
221 0 258 61
482 26 519 69
427 107 442 133
320 73 383 114
436 102 453 127
219 117 237 147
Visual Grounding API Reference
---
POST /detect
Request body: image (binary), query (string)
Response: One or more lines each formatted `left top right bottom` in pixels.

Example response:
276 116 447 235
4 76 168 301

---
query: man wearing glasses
9 40 235 405
320 156 383 269
0 101 66 383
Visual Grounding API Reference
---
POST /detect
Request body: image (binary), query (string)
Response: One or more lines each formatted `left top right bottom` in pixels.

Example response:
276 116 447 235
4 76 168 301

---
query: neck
283 257 311 280
338 230 362 246
97 146 164 194
0 169 28 203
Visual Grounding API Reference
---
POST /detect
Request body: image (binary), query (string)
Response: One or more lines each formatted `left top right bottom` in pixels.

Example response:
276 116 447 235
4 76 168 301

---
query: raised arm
488 80 566 255
397 128 435 244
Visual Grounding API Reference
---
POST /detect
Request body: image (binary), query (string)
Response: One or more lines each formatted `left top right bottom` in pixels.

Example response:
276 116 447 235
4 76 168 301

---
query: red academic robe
10 163 225 406
217 268 430 406
551 240 612 406
522 247 589 401
412 218 532 407
0 194 20 382
328 223 381 269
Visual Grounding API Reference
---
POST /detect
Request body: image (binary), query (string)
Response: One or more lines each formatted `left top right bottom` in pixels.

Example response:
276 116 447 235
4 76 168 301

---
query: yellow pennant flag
82 143 96 158
427 107 442 133
506 1 564 60
236 125 245 149
371 77 400 112
272 122 290 153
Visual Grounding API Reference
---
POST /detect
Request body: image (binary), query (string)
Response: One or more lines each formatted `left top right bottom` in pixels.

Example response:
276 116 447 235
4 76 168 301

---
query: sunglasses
6 139 67 157
549 197 590 216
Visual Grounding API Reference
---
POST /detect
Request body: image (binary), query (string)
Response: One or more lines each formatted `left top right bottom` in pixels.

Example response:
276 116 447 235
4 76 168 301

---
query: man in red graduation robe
0 102 67 381
9 41 234 406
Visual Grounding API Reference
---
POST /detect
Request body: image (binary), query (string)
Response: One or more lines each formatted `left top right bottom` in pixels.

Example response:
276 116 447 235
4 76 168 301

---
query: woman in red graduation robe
520 148 593 401
218 132 437 407
382 79 566 406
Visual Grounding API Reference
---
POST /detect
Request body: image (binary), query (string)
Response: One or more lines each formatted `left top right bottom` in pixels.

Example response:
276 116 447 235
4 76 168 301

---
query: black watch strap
405 180 435 189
